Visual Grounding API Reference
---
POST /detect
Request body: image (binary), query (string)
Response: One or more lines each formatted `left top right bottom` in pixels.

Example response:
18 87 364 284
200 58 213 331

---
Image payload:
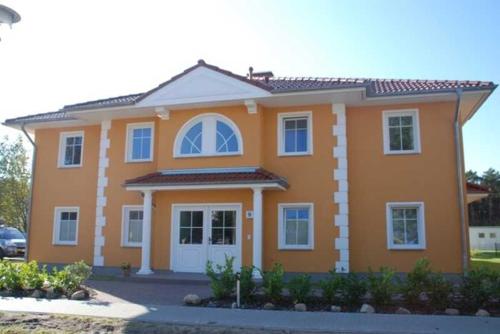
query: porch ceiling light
0 4 21 41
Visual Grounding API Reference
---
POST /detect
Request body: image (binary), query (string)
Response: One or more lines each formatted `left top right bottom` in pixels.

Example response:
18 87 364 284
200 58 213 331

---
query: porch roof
124 167 288 191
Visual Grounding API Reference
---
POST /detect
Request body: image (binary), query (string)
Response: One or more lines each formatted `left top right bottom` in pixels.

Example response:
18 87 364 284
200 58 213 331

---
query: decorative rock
263 302 274 310
418 292 429 303
294 303 307 312
360 303 375 313
330 305 342 312
445 308 460 316
207 301 217 308
70 290 86 300
231 302 238 309
42 280 51 289
30 290 44 299
395 307 411 315
183 294 201 306
476 309 490 317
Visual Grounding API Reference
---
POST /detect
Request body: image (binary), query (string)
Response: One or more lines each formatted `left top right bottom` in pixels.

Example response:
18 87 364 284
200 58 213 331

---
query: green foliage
0 136 30 232
206 256 236 300
288 274 312 304
20 261 46 290
0 261 22 290
461 266 498 309
260 263 285 302
339 272 366 307
427 272 452 310
319 270 343 304
48 261 92 294
367 267 396 306
402 258 432 305
238 266 255 303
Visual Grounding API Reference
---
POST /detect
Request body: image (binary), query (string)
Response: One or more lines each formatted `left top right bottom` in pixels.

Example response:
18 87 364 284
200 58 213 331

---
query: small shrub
367 267 396 306
260 263 285 302
238 266 255 303
339 272 366 307
319 270 343 304
427 272 452 310
288 274 312 304
402 258 432 305
206 256 236 300
0 261 22 291
47 261 92 295
20 261 46 290
461 266 498 309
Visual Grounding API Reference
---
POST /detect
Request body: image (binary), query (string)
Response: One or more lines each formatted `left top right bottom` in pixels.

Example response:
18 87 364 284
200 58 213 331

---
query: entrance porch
124 167 288 275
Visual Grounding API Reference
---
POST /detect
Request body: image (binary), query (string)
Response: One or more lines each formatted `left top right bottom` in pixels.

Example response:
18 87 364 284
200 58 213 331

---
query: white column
252 187 263 277
137 190 154 275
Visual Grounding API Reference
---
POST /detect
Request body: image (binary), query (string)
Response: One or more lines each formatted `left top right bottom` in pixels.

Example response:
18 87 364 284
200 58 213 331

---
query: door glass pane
224 228 236 245
224 211 236 228
211 228 223 245
211 210 236 245
192 211 203 227
211 211 224 227
180 212 191 227
179 211 204 244
179 227 191 244
191 227 203 244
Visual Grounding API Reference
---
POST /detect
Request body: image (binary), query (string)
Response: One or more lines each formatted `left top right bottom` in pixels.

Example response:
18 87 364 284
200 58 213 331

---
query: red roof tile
467 182 490 194
125 168 288 188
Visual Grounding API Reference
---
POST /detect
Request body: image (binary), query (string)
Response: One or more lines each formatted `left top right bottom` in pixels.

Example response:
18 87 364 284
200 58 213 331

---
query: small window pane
284 130 296 152
401 116 413 126
211 211 223 227
284 119 296 130
223 228 236 245
128 220 142 243
180 228 191 244
283 117 309 154
478 233 485 238
224 211 236 228
297 221 309 245
192 211 203 227
392 220 405 245
191 228 203 244
490 233 496 238
389 127 401 151
216 121 239 153
211 228 223 244
296 129 308 152
388 117 400 126
401 127 414 150
285 220 297 245
296 119 308 129
180 212 191 228
180 122 202 154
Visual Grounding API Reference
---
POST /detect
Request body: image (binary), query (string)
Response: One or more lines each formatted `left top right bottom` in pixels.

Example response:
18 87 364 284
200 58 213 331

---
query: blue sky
0 0 498 173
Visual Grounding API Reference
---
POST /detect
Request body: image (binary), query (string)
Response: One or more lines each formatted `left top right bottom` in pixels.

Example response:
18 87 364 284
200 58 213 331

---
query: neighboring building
3 60 497 274
469 226 500 251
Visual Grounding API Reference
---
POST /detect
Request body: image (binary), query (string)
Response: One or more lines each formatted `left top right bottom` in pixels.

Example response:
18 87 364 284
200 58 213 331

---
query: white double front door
171 204 242 273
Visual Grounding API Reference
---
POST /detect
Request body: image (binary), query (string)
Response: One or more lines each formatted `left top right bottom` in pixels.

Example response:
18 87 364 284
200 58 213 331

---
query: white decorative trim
93 120 111 266
155 107 170 120
332 103 349 273
245 100 257 114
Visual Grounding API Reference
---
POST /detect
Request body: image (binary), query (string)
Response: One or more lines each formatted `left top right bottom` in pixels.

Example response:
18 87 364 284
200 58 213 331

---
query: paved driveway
86 279 212 305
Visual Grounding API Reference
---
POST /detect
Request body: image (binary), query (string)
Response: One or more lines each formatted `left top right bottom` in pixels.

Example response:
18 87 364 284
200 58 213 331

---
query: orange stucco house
3 60 496 275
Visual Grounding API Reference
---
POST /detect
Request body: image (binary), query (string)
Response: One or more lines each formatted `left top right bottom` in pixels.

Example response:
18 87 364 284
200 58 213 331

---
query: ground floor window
278 203 314 250
122 206 143 247
386 202 426 250
53 207 79 245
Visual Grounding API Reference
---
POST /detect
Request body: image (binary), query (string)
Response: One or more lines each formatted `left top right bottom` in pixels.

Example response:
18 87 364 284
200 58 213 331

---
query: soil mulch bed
0 312 332 334
199 295 500 317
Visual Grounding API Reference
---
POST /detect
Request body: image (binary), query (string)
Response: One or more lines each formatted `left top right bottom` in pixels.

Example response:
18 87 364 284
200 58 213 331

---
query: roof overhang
125 182 286 192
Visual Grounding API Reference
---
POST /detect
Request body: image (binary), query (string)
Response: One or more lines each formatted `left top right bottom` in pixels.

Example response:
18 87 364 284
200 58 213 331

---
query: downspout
453 88 468 273
21 123 35 263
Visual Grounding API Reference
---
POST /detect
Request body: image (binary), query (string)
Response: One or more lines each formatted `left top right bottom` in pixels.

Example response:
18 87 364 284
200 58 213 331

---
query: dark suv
0 226 26 259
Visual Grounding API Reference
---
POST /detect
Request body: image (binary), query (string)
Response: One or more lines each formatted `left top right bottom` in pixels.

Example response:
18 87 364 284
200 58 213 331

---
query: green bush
260 263 285 302
461 266 498 309
288 274 312 304
427 272 452 310
339 272 366 307
401 258 432 305
0 261 22 291
206 256 236 300
367 267 396 306
20 261 46 290
319 270 343 305
238 266 255 303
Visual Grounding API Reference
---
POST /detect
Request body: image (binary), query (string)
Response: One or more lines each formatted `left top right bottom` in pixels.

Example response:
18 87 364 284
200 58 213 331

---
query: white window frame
278 203 314 250
52 206 79 246
277 111 313 156
58 131 84 168
121 205 143 247
382 109 421 155
386 202 426 250
125 122 155 163
173 113 243 158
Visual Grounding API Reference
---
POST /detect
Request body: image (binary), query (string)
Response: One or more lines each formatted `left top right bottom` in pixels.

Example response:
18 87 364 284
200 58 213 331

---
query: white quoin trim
252 187 263 278
332 103 349 273
245 100 257 114
155 106 170 120
93 120 111 266
137 190 154 275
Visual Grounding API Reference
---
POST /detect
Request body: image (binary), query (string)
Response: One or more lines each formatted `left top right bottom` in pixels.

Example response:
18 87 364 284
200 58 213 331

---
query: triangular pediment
137 66 271 107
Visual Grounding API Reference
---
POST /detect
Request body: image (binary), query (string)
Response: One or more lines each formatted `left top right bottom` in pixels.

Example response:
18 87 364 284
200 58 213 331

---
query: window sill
53 242 77 246
278 152 313 157
121 244 142 248
278 246 314 251
57 165 82 169
173 153 243 159
125 159 154 164
383 150 421 156
388 246 426 250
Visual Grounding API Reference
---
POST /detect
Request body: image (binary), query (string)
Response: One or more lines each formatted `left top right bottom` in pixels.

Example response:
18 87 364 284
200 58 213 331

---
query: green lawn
471 250 500 271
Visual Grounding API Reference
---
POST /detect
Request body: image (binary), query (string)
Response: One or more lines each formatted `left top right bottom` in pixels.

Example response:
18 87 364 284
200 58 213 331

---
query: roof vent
248 69 274 82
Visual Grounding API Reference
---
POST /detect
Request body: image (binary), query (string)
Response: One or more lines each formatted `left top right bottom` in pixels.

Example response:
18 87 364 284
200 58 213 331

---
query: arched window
175 114 242 157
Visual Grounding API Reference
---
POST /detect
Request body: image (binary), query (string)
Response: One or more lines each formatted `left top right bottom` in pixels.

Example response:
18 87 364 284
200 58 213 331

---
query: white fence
469 226 500 251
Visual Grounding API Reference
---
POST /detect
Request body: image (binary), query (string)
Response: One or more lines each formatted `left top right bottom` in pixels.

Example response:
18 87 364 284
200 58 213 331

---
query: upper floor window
53 207 79 246
58 131 84 168
174 114 242 157
386 202 426 250
382 109 421 155
278 111 313 156
126 122 154 162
